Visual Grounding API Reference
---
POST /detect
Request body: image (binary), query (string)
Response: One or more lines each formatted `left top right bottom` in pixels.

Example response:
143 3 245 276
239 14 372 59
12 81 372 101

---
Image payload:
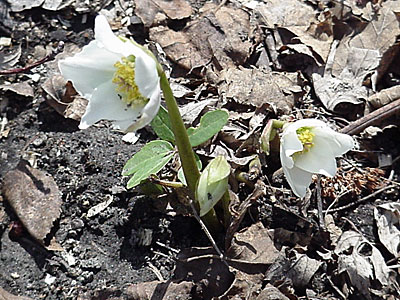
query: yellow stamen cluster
112 55 148 107
296 126 315 152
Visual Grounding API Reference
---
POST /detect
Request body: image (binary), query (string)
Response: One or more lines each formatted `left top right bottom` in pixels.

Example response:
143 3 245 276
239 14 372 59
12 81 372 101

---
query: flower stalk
158 70 220 231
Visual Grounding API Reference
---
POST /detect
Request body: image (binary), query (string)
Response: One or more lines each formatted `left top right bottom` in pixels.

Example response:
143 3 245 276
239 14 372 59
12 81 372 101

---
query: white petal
135 54 159 98
283 119 327 134
294 136 337 177
280 142 295 169
313 127 354 157
79 80 142 130
125 81 161 132
94 15 144 58
281 131 303 157
58 41 119 99
282 164 313 198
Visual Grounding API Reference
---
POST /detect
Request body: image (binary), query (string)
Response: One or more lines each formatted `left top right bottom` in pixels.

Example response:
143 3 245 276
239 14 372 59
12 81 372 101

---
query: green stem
159 71 200 191
159 71 220 232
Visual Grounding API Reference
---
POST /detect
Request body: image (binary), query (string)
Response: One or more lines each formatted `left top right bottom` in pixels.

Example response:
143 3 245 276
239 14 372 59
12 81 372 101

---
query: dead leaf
256 0 333 62
374 203 400 257
227 222 280 264
42 0 73 11
0 82 34 98
175 247 234 299
256 284 290 300
332 1 400 86
335 230 394 299
220 67 297 114
150 3 255 74
286 251 323 288
0 287 33 300
222 222 280 299
5 0 44 12
126 280 194 300
0 44 21 70
2 160 62 246
368 85 400 109
42 75 88 121
135 0 192 27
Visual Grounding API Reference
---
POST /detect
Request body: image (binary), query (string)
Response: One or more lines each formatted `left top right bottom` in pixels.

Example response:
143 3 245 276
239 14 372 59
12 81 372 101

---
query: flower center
112 55 148 107
294 126 315 155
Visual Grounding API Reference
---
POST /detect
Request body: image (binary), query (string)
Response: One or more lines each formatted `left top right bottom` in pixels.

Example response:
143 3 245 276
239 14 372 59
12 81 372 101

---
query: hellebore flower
58 15 161 132
280 119 354 198
196 156 230 217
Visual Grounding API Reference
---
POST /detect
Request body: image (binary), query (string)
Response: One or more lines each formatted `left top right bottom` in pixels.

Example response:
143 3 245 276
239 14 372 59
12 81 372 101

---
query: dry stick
188 199 228 268
340 98 400 135
316 175 325 230
0 42 64 75
322 184 396 213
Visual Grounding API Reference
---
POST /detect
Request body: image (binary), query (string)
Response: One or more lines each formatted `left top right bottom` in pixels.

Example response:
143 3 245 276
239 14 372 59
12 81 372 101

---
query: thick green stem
159 71 200 191
159 71 220 232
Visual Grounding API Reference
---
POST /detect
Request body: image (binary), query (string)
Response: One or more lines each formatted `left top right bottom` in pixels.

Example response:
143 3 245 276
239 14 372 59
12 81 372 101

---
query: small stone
44 273 56 285
0 37 11 46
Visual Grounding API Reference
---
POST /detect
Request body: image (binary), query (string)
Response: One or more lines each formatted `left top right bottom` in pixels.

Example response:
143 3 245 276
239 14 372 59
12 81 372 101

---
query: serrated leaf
122 140 175 189
150 106 175 142
187 110 229 147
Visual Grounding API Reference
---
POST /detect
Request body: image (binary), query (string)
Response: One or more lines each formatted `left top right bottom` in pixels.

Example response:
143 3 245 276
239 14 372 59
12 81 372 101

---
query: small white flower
196 156 230 217
58 15 161 132
280 119 354 198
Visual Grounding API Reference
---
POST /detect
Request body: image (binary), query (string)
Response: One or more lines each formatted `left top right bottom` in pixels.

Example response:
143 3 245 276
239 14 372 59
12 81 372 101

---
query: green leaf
122 140 174 189
150 106 175 142
177 153 202 185
187 110 229 147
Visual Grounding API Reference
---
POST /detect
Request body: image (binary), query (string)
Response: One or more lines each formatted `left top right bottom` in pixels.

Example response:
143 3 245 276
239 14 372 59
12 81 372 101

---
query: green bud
196 156 230 217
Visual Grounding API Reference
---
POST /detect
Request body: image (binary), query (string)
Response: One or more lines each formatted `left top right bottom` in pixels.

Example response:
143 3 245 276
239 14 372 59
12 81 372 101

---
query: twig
322 184 396 213
188 199 228 268
340 99 400 135
324 190 351 217
316 175 325 230
147 262 164 281
0 42 64 75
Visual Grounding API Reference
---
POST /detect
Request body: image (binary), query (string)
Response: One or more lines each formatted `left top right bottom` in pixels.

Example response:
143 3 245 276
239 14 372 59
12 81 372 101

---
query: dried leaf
332 1 400 85
256 0 333 62
368 85 400 109
335 230 394 299
2 160 62 245
135 0 192 27
227 222 280 264
42 75 88 121
0 287 33 300
175 247 234 299
286 251 323 288
374 203 400 257
42 0 73 10
150 3 254 73
221 67 297 114
126 281 194 300
0 82 34 97
256 285 290 300
312 42 375 113
0 45 21 70
5 0 44 12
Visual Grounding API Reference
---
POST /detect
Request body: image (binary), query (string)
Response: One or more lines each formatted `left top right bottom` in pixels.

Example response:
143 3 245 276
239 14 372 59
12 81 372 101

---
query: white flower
196 156 230 217
58 15 161 132
280 119 354 198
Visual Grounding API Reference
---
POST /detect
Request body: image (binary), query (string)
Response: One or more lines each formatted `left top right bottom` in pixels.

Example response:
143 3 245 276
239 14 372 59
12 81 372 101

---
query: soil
1 2 400 300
